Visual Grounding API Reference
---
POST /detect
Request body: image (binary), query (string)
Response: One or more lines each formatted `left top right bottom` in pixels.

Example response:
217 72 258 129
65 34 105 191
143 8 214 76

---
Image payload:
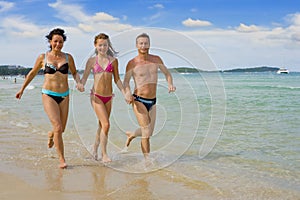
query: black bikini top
44 52 69 74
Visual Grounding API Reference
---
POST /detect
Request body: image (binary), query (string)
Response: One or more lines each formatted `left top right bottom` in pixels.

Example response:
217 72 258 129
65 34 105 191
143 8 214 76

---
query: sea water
0 72 299 198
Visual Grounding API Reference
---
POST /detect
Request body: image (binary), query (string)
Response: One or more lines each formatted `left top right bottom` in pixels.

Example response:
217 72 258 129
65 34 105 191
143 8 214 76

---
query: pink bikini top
92 58 113 74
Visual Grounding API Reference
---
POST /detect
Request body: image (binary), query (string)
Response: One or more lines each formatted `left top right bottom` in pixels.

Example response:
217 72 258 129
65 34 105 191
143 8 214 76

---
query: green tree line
0 66 33 76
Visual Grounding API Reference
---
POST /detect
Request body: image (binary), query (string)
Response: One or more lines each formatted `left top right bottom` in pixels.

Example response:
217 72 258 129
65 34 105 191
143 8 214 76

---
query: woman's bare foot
125 131 136 147
48 131 54 148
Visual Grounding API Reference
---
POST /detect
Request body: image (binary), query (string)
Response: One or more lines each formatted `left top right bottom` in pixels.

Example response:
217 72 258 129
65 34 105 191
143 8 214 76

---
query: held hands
124 91 133 104
76 82 85 92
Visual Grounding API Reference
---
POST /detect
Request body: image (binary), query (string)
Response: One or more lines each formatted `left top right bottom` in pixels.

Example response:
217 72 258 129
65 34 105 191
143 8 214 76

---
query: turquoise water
1 72 299 198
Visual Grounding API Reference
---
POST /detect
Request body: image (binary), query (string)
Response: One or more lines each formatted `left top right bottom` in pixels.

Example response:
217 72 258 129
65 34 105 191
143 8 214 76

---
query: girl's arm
80 57 94 88
112 58 126 96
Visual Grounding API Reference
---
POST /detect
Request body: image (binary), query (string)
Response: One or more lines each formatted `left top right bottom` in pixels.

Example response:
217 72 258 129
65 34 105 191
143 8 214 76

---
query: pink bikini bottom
90 90 113 104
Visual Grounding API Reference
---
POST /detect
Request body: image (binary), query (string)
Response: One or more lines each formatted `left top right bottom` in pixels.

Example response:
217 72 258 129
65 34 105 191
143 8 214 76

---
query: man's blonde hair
136 33 150 44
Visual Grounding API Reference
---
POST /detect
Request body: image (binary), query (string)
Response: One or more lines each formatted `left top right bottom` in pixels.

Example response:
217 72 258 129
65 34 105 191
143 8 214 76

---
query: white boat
277 68 289 74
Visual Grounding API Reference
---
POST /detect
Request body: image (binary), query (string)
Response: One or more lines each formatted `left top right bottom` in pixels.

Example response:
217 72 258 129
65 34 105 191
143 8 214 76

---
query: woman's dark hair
45 28 67 49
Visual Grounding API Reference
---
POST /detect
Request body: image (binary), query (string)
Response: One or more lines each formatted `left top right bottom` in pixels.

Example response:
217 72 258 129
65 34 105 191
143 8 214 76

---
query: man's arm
123 60 134 103
157 57 176 93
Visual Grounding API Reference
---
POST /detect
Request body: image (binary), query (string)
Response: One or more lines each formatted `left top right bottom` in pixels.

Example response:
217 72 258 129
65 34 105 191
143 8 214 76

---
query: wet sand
0 156 216 200
0 113 299 200
0 172 61 200
0 125 217 200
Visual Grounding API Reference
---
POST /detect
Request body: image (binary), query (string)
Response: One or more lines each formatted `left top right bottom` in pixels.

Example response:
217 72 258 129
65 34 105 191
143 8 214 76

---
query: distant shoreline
169 66 281 73
0 65 297 75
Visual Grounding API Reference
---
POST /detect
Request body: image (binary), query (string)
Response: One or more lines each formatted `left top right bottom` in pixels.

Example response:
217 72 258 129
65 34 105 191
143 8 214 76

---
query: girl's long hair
94 33 118 57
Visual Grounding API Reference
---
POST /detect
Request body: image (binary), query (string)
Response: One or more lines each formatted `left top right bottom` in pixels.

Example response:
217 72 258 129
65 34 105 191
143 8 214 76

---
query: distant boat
277 68 289 74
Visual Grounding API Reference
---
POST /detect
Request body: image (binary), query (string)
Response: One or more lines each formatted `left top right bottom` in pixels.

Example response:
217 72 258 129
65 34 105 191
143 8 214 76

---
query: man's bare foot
125 131 136 147
120 146 128 153
144 156 155 169
48 131 54 148
102 155 112 163
59 163 67 169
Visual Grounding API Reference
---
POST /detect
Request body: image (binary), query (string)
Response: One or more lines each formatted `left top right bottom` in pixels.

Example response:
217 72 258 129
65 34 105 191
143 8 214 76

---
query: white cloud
0 1 14 12
235 23 264 32
285 12 300 26
149 4 164 9
47 0 131 33
190 8 198 13
78 23 94 33
48 0 89 22
149 12 162 21
1 16 46 37
291 33 300 42
0 0 299 72
122 15 128 21
183 16 300 71
182 18 212 27
92 12 119 22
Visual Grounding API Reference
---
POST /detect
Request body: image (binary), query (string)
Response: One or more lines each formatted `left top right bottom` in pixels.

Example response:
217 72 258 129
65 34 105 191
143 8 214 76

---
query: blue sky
0 0 299 71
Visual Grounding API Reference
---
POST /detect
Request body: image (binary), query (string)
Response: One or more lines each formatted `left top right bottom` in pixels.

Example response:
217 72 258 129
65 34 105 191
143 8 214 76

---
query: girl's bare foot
48 131 54 148
92 144 99 160
102 155 111 163
92 151 98 160
125 131 135 147
59 162 67 169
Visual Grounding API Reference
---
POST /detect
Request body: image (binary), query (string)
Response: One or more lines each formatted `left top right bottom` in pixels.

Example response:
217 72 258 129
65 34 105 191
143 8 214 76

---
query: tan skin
123 36 176 159
80 38 127 163
16 34 81 169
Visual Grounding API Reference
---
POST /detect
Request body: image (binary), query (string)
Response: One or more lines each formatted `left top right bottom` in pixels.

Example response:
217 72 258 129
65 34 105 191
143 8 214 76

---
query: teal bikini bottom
42 88 69 104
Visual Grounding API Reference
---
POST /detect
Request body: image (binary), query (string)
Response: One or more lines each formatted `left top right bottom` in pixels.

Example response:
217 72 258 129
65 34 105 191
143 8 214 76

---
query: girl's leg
91 97 112 162
93 124 101 160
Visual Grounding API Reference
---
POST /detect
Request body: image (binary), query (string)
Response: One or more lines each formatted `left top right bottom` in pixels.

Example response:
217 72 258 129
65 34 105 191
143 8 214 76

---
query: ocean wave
247 85 300 90
10 120 30 128
0 109 9 116
25 85 35 90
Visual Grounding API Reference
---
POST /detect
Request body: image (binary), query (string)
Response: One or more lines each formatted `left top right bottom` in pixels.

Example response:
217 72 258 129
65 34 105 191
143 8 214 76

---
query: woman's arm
16 54 44 99
68 53 84 91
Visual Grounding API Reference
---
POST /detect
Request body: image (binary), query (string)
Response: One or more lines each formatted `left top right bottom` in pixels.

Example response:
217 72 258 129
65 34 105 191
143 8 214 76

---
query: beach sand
0 125 217 200
0 156 215 200
1 128 297 200
0 172 61 200
1 77 299 200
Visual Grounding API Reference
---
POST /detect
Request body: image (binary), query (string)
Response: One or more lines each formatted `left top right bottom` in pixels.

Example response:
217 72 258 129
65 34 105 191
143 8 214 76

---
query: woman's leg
58 96 69 168
42 94 69 168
